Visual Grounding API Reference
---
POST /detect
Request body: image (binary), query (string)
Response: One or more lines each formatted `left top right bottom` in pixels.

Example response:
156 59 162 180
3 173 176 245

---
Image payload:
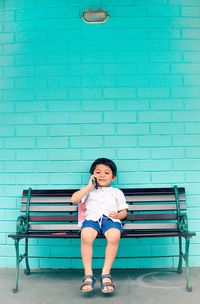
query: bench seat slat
21 206 78 212
125 194 185 202
28 214 179 222
22 197 71 203
29 224 78 231
128 203 186 211
126 214 178 221
29 223 178 231
123 223 178 230
21 204 186 213
29 216 77 222
21 194 185 204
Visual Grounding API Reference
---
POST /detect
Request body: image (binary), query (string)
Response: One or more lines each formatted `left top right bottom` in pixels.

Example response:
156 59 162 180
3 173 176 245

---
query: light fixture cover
82 9 109 24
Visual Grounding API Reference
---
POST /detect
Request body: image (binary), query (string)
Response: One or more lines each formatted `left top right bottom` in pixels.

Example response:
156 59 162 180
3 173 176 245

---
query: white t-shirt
81 187 128 223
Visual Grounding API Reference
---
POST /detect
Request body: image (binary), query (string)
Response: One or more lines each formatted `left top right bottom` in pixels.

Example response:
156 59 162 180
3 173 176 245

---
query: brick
185 148 200 159
116 100 149 110
173 135 200 146
174 160 200 171
5 161 36 173
48 149 81 161
0 174 16 184
137 88 170 98
0 150 15 160
69 88 102 99
36 113 70 124
82 148 116 160
49 125 81 136
150 98 184 111
70 136 103 148
69 112 102 123
151 123 184 134
117 148 151 159
2 113 35 124
15 174 49 185
36 137 69 149
15 101 47 112
0 125 15 136
186 173 200 183
104 112 136 123
152 148 184 159
139 160 173 171
103 87 136 99
105 136 137 147
5 138 35 148
173 111 200 122
16 125 48 137
49 173 81 185
82 100 115 111
37 161 69 173
118 172 151 184
152 172 185 183
185 123 200 134
0 102 14 113
16 150 48 161
0 55 14 66
139 135 172 147
117 123 150 135
82 124 115 135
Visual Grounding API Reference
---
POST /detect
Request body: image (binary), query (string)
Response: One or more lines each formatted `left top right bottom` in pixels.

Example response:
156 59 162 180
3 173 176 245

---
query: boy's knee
81 228 97 244
105 229 121 245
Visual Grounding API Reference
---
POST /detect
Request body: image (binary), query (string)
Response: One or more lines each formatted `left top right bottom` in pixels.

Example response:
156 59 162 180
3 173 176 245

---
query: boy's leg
102 228 121 292
81 227 98 291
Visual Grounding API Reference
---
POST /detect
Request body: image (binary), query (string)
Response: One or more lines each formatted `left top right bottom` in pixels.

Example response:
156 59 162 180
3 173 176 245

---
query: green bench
8 185 196 292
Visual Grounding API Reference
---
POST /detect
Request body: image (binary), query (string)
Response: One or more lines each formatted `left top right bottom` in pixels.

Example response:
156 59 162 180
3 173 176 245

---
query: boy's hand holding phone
88 176 98 189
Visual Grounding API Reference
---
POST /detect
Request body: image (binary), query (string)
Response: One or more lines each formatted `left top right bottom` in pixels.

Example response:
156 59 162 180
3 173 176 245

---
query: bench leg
184 236 192 292
177 236 183 274
13 239 20 293
24 238 31 275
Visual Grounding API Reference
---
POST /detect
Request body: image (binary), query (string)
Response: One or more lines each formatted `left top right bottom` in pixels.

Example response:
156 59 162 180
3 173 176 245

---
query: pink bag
78 202 86 228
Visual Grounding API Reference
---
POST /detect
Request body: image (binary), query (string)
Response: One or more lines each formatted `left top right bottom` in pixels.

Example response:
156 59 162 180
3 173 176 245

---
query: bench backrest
19 186 187 234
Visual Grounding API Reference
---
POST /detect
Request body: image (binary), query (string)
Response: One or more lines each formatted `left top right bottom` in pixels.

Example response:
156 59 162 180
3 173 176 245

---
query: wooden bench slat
21 206 78 212
21 195 185 204
123 223 178 230
29 223 178 231
125 194 185 202
23 187 185 197
29 214 179 222
21 204 186 213
126 214 178 221
22 197 71 203
128 203 186 211
29 215 77 222
29 224 78 231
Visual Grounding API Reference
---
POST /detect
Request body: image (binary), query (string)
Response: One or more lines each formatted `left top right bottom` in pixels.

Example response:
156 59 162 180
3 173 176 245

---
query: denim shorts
81 215 123 235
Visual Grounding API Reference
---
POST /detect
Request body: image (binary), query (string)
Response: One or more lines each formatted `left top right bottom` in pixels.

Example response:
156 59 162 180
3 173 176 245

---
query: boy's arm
70 176 95 203
109 209 128 220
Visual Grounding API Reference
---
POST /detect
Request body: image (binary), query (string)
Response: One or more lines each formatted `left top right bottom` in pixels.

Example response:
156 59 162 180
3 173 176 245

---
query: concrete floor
1 268 199 304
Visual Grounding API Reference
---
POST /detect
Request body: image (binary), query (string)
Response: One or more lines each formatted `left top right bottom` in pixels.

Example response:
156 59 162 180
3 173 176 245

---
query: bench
8 185 196 293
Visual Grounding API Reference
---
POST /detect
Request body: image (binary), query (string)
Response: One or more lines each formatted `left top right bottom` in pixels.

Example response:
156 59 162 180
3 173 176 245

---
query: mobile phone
92 177 98 189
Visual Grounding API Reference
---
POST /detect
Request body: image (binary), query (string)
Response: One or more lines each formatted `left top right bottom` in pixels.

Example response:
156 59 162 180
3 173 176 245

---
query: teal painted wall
1 0 200 269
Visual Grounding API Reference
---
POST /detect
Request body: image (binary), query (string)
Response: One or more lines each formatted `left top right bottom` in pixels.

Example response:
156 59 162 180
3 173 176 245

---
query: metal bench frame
8 185 196 293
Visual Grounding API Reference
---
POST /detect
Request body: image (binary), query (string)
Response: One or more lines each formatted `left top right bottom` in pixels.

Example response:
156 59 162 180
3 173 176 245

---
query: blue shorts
81 215 123 235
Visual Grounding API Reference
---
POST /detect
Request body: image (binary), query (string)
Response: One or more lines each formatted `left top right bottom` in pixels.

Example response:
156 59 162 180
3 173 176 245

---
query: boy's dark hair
89 158 117 177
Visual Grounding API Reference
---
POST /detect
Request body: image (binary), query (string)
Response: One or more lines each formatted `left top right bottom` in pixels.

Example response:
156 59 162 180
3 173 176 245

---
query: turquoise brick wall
1 0 200 269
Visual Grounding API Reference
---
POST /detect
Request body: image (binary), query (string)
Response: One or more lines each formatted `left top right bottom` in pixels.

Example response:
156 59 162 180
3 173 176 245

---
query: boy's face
93 164 115 187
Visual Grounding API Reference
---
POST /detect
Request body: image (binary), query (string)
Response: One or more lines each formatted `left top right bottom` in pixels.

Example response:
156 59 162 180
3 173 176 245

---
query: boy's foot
100 274 115 294
80 275 96 293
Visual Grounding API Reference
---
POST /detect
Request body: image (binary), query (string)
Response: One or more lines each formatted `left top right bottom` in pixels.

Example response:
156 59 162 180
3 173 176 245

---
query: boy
71 158 128 294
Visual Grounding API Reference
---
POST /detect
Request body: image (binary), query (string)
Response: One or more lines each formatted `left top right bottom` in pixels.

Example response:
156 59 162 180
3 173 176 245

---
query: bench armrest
16 216 29 234
179 214 188 233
